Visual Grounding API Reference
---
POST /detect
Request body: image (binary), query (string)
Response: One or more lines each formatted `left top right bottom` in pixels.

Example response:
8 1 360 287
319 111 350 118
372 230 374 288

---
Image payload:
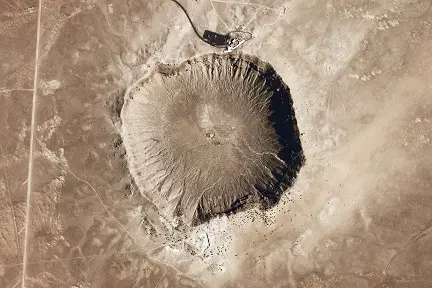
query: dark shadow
256 64 305 206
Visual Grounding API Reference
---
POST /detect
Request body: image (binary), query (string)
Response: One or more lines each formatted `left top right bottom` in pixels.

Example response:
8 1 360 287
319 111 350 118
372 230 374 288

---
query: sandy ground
1 0 431 287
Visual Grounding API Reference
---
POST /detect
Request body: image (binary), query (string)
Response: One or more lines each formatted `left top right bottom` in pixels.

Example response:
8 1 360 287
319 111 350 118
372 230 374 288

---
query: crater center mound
121 53 304 225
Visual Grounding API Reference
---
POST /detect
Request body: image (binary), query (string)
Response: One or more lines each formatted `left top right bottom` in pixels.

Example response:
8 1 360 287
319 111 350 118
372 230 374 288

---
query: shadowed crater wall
121 53 304 226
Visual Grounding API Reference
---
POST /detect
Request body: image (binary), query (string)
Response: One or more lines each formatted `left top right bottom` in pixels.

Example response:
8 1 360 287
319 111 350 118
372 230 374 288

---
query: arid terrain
1 0 432 287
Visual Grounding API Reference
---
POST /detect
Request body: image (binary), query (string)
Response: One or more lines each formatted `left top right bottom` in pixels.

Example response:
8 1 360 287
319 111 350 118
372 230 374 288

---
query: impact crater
121 53 304 225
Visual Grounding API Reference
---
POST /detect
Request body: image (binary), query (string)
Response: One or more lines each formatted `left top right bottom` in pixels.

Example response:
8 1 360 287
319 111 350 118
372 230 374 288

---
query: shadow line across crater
195 56 305 224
